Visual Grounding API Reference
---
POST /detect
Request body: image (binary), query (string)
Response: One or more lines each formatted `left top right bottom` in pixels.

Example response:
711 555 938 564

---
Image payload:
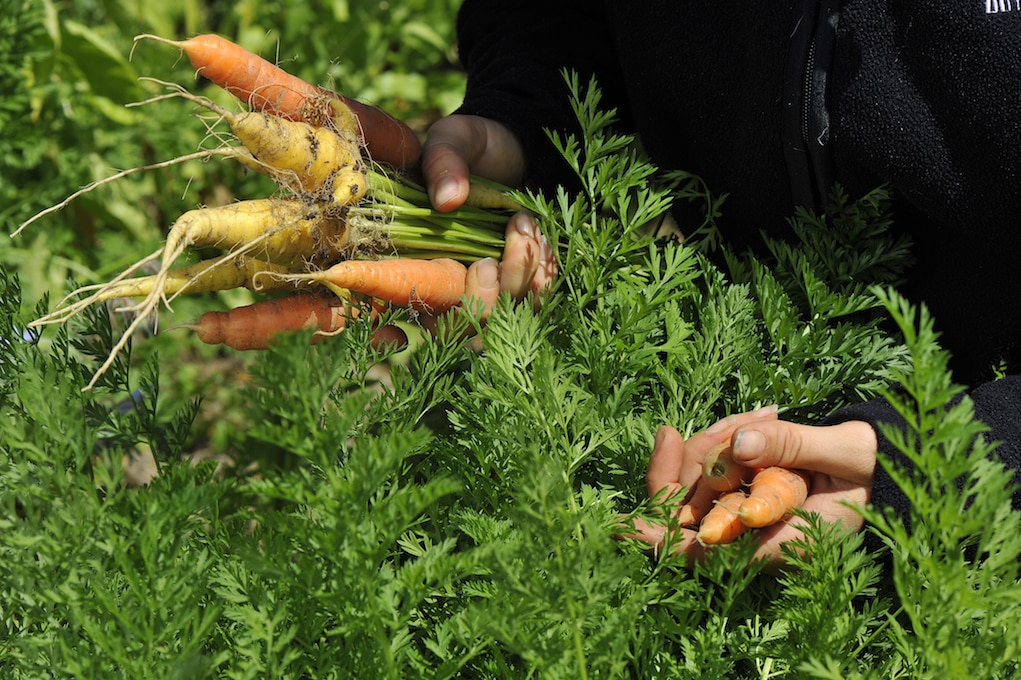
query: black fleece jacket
452 0 1021 530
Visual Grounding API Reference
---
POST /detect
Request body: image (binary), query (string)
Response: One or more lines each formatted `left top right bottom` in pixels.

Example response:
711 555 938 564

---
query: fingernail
476 257 499 288
654 426 668 450
513 212 536 239
752 404 779 418
540 233 554 259
732 429 766 460
433 176 460 209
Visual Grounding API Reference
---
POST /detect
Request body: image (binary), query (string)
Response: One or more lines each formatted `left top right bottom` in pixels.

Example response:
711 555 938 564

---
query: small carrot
273 257 468 313
738 467 811 529
191 293 403 351
676 481 720 528
134 33 421 169
701 443 752 492
696 491 748 546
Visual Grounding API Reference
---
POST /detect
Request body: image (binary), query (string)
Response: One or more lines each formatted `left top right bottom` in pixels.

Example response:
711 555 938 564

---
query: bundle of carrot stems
15 33 522 389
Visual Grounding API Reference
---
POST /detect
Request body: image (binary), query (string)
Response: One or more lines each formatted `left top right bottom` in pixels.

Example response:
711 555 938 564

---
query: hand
421 115 554 322
621 407 878 566
460 213 557 320
421 114 527 212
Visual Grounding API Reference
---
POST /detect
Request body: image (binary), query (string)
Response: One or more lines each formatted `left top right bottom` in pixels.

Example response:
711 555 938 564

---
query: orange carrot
192 293 403 350
701 443 752 492
737 467 811 529
676 482 719 528
135 33 421 169
276 257 468 313
696 491 748 546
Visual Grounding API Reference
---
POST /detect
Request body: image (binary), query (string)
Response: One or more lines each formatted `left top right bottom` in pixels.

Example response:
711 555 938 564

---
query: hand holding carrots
421 115 556 322
20 32 549 387
619 408 879 566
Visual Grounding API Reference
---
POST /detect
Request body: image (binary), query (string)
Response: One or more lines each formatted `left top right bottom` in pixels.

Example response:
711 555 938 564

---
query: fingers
615 515 702 563
367 323 409 352
646 407 779 507
730 419 878 486
499 213 543 300
463 212 556 320
463 257 501 318
632 406 874 567
751 483 869 567
646 425 687 501
421 115 526 212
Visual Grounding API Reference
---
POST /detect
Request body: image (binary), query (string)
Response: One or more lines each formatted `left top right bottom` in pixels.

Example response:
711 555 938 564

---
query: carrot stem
387 237 501 260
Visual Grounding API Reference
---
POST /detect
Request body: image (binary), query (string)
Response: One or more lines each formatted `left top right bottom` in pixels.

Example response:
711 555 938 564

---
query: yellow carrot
145 84 366 205
97 256 300 301
162 198 347 270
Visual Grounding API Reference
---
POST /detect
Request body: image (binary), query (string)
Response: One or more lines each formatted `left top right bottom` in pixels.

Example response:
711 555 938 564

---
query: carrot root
267 257 468 314
701 443 752 492
696 491 748 546
737 467 811 529
192 292 403 350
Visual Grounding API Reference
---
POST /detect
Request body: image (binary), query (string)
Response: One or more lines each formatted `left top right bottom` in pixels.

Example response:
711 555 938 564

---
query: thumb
422 115 526 212
463 257 501 320
421 118 476 212
730 419 878 484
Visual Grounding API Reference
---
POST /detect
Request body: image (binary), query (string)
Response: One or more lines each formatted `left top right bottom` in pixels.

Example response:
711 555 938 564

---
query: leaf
59 20 140 104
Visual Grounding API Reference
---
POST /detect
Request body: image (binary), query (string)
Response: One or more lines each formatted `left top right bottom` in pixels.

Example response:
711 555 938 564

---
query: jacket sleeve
822 375 1021 549
453 0 630 192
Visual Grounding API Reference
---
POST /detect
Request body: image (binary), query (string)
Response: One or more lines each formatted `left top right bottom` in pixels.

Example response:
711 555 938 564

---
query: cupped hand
620 407 879 566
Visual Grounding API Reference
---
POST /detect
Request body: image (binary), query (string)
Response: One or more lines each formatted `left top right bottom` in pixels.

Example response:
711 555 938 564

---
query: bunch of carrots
687 443 810 546
15 33 522 389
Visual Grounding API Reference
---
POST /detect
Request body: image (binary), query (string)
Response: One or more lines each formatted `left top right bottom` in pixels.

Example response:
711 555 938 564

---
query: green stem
387 238 502 260
370 221 504 248
354 169 512 262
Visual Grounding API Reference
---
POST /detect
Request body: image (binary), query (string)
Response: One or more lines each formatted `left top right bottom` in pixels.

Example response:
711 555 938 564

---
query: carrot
696 491 748 546
737 467 811 529
31 256 300 331
271 257 468 313
97 256 301 301
134 33 422 170
701 443 752 492
149 86 366 205
675 481 719 528
162 198 348 270
191 293 404 350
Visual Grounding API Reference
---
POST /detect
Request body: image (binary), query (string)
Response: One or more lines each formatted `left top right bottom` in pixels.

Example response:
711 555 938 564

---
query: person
417 1 1021 563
